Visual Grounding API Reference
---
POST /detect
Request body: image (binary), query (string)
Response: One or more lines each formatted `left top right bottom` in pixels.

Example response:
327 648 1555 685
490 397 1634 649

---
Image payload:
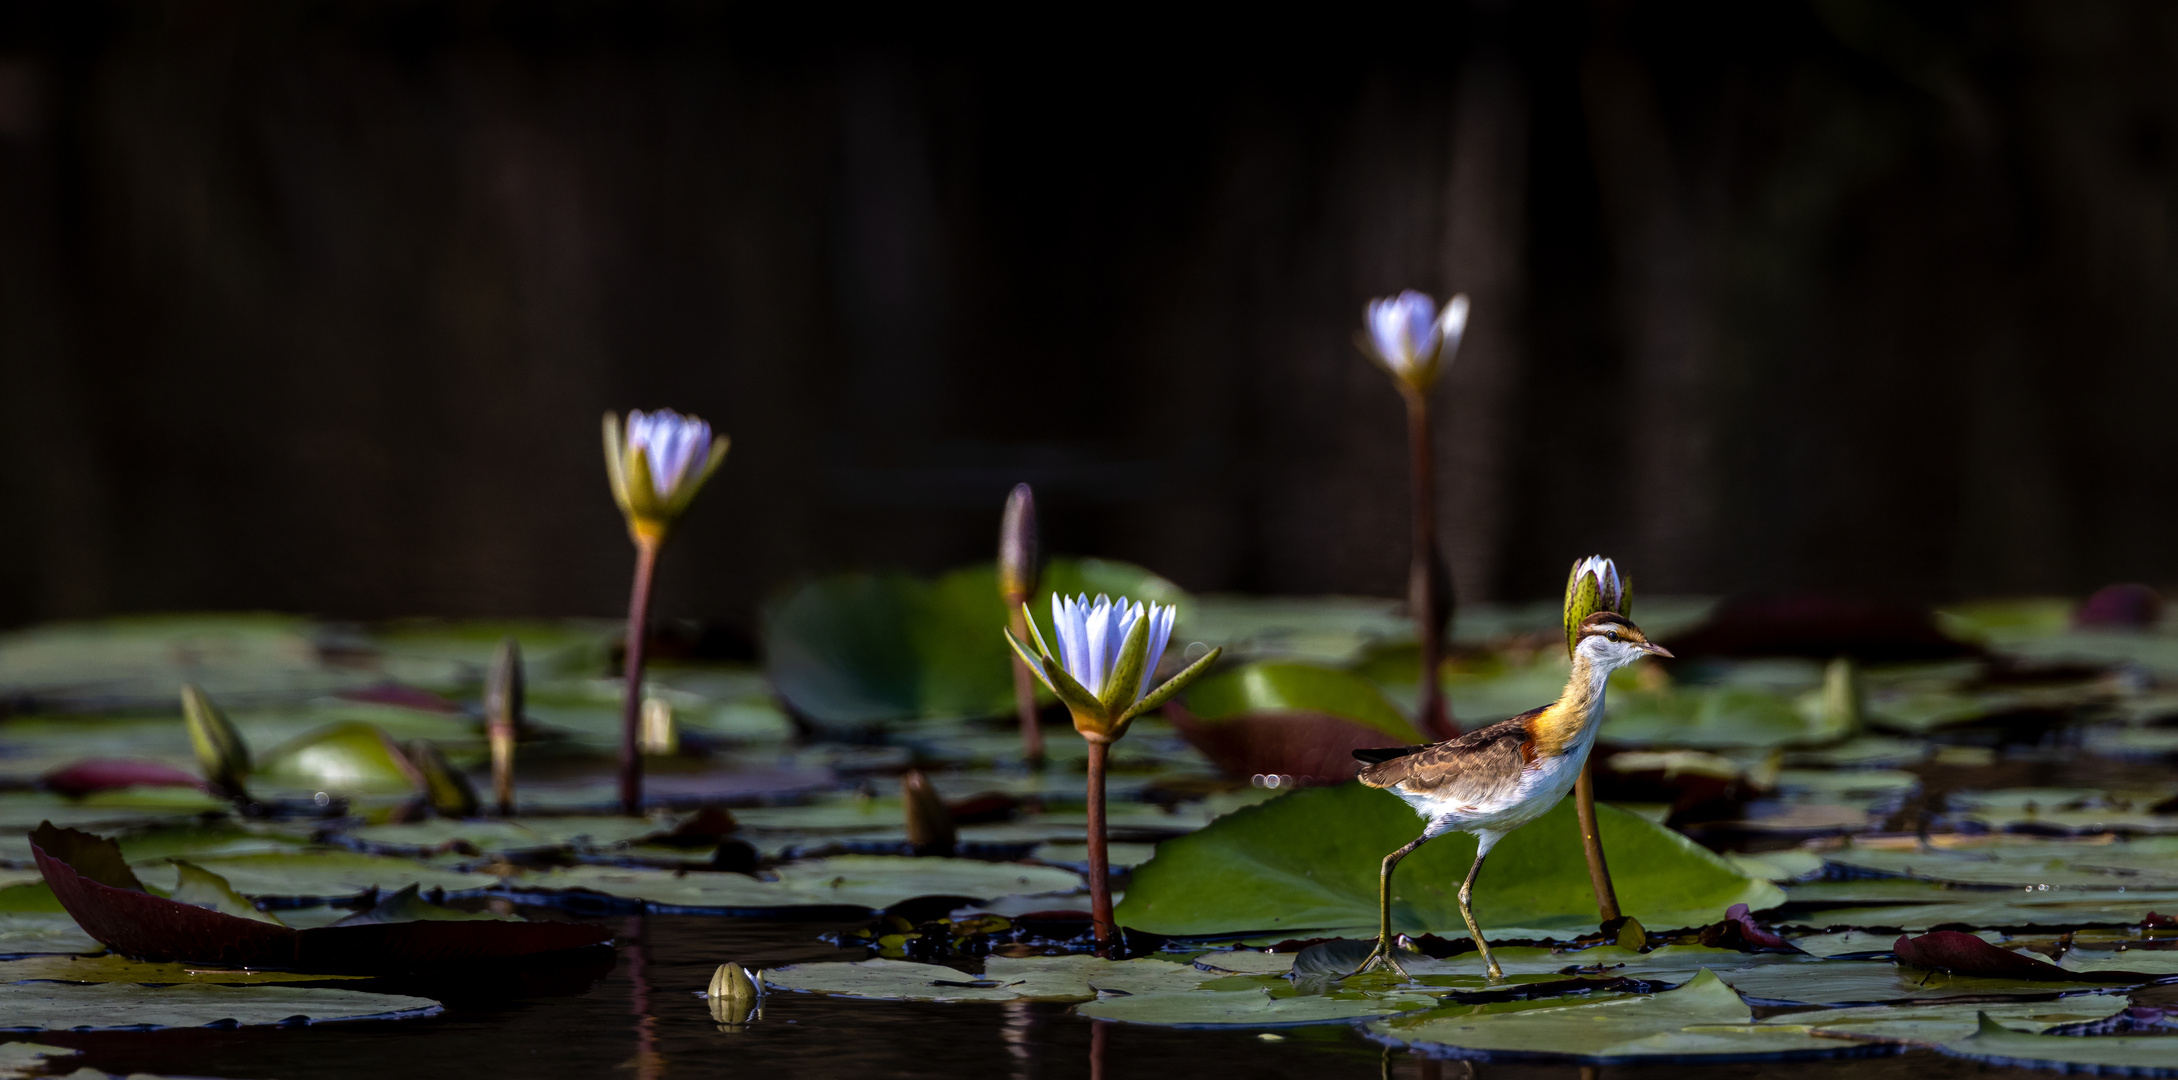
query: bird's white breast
1405 721 1604 839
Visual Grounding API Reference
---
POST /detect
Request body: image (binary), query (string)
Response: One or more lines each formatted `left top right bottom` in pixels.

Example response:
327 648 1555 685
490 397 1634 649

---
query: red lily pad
1892 931 2151 982
30 823 609 972
40 760 205 798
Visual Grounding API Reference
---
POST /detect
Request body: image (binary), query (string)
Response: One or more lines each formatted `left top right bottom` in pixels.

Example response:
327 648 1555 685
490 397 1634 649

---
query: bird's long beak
1641 642 1674 658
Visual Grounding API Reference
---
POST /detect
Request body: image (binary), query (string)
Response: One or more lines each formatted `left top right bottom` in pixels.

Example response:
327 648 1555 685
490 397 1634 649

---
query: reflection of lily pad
1939 1011 2178 1074
1780 993 2130 1043
1080 987 1437 1027
1368 970 1852 1061
511 856 1080 913
0 982 438 1030
1117 784 1781 937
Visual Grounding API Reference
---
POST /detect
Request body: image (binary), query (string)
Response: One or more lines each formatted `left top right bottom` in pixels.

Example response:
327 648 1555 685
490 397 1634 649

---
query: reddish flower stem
1086 739 1114 950
1405 390 1456 740
618 536 661 816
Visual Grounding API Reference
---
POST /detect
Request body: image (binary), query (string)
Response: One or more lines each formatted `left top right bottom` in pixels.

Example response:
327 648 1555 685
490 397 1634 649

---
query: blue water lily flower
1007 593 1212 743
603 409 731 543
1359 290 1469 391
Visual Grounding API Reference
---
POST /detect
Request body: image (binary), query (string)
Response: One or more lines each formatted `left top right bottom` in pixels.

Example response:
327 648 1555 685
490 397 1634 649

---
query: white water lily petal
625 409 714 498
1365 291 1440 374
1048 594 1175 705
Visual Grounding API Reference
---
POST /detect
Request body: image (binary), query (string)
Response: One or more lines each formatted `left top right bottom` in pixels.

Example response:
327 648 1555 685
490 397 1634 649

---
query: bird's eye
1606 630 1620 642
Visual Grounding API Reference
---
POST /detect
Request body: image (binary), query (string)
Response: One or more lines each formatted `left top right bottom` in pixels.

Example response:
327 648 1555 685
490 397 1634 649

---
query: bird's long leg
1343 834 1429 980
1459 834 1504 980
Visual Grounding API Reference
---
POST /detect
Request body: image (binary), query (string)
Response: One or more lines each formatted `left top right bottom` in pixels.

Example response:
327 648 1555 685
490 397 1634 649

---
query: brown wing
1356 705 1546 810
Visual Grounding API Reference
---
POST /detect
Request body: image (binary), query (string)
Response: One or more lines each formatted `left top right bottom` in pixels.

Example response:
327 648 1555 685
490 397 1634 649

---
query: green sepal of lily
1004 609 1221 744
602 412 730 545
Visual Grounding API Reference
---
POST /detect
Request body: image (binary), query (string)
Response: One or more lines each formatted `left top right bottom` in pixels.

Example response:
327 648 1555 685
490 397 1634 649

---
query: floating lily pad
981 954 1214 999
764 558 1183 729
1368 970 1855 1062
0 914 101 958
1181 661 1426 743
1723 850 1827 883
510 856 1081 914
0 981 438 1030
1788 929 1998 957
1406 945 1810 986
1825 840 2178 890
143 851 499 902
1601 686 1844 750
1793 891 2178 931
763 958 1022 1002
1939 1011 2178 1074
1080 986 1438 1027
254 722 421 796
0 954 366 984
343 816 674 855
1188 951 1296 975
2060 948 2178 975
1117 783 1782 937
1717 960 2141 1005
1780 993 2132 1043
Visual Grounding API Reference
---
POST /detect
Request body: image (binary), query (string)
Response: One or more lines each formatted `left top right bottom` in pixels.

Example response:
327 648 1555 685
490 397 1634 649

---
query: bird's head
1573 611 1673 671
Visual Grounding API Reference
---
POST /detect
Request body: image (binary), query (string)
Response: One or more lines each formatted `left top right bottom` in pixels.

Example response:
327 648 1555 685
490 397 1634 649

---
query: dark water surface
22 916 2076 1080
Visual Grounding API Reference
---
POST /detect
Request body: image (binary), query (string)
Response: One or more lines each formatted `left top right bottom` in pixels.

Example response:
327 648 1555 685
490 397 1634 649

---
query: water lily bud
998 483 1040 604
901 769 956 855
1562 555 1630 658
603 409 730 545
1821 656 1863 736
707 962 763 1026
407 739 478 818
639 697 678 756
1357 291 1469 394
485 636 522 816
180 683 251 800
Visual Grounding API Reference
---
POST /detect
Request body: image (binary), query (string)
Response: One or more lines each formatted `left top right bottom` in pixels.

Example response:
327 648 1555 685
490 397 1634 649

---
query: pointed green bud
639 697 679 756
708 962 763 1026
1821 655 1863 736
407 739 478 818
181 683 251 800
901 769 956 855
1121 645 1223 725
998 483 1040 604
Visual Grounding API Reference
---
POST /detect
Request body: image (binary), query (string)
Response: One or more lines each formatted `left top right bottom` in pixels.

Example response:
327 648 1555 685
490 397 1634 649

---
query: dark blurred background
0 1 2170 629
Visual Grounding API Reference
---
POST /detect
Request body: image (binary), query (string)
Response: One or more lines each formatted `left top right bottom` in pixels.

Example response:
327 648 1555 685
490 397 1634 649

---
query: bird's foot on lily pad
1341 935 1415 981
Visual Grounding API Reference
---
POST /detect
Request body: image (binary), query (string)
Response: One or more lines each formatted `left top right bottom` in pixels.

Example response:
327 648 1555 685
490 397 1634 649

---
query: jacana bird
1345 557 1670 980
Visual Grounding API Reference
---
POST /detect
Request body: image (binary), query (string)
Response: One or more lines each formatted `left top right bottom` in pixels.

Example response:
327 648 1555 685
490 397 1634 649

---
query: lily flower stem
1402 391 1457 740
1007 607 1046 769
1085 739 1115 951
618 536 662 815
1573 763 1621 921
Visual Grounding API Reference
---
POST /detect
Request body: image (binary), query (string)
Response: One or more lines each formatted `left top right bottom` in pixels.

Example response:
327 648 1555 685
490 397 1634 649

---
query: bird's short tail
1352 745 1427 764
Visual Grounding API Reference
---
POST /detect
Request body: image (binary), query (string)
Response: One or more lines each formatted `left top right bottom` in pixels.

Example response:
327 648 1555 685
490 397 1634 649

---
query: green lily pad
0 981 438 1030
1187 951 1296 975
254 722 420 796
0 1041 76 1075
981 954 1216 1000
1408 945 1810 986
343 816 675 855
1177 595 1411 666
2059 948 2178 975
1601 686 1844 750
1939 1011 2178 1074
764 557 1184 728
1827 839 2178 889
139 851 499 902
1717 960 2143 1005
0 615 358 711
1079 986 1438 1027
0 914 101 957
1788 930 1999 957
1181 662 1425 742
1776 992 2132 1043
1794 890 2178 931
762 959 1021 1002
1368 969 1852 1061
1723 850 1826 883
0 954 367 984
511 856 1080 913
1115 783 1783 937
